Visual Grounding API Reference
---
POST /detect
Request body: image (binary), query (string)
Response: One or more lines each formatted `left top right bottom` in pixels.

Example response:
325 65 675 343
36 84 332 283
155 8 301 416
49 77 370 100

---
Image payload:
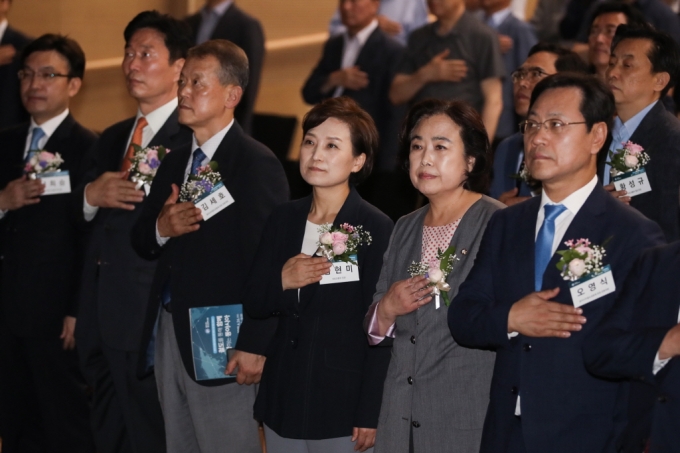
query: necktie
29 127 45 151
120 117 148 173
535 204 567 291
190 148 207 176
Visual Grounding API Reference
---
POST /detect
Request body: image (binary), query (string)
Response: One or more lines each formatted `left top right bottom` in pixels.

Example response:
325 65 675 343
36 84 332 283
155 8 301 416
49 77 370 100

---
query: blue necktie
535 204 567 291
190 148 207 176
24 127 46 169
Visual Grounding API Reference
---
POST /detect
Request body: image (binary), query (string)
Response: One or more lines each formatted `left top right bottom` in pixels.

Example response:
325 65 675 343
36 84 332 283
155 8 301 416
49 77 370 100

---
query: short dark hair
124 10 192 63
398 99 492 194
186 39 249 89
301 97 377 185
527 42 591 74
530 73 616 132
611 24 680 98
20 34 86 79
590 1 648 31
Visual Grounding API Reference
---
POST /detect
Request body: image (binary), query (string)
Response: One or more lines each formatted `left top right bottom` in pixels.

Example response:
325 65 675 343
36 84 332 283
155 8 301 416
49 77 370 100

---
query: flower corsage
128 145 170 189
511 165 541 192
407 246 458 308
24 150 64 178
607 141 650 177
179 161 221 203
316 223 372 266
555 238 607 281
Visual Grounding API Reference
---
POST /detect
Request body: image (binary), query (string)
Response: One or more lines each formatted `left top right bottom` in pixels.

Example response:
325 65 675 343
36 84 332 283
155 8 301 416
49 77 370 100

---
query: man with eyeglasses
73 11 192 453
450 72 665 453
603 25 680 243
490 43 588 206
0 33 97 452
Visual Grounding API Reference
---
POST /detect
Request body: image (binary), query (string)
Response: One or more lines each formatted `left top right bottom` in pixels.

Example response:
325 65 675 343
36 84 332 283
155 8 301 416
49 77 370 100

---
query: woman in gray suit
365 99 504 453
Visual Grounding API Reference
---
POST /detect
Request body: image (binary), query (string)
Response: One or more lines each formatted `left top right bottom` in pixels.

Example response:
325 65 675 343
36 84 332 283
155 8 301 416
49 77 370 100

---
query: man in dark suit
584 242 680 453
302 0 407 220
0 34 97 453
449 73 665 453
73 12 192 453
602 25 680 243
132 39 288 453
490 43 589 206
0 0 31 129
186 0 264 134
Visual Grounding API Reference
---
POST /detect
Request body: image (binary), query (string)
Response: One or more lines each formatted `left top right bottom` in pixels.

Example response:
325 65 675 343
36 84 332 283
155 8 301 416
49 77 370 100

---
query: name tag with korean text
569 265 616 308
612 168 652 197
37 170 71 195
194 182 234 221
320 254 360 285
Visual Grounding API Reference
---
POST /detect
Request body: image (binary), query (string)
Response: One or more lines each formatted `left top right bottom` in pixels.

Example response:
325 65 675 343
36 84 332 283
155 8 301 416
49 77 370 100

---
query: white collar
209 0 233 17
0 20 8 42
191 119 235 160
29 108 70 140
540 174 598 215
344 19 379 45
136 98 178 136
486 7 512 28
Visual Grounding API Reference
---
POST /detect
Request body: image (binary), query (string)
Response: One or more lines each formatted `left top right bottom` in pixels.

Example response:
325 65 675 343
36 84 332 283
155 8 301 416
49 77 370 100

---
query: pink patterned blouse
366 219 461 345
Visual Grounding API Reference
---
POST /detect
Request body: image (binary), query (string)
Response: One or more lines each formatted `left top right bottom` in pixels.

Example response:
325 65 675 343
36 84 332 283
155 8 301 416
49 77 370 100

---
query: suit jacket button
511 386 518 395
523 344 531 352
658 395 668 403
293 313 300 319
410 335 416 344
290 338 298 348
412 421 420 428
407 376 413 385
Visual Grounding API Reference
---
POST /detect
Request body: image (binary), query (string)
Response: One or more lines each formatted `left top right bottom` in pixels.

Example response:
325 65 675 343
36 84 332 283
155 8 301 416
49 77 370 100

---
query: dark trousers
78 320 165 453
0 329 95 453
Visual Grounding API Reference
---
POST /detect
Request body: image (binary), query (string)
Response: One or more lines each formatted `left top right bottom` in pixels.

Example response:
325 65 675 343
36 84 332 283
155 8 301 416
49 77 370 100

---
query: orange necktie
121 117 148 172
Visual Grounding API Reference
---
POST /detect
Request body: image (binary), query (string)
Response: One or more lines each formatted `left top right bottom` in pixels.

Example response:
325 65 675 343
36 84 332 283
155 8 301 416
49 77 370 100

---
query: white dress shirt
653 307 680 374
0 109 70 220
155 119 235 246
83 98 178 221
514 175 599 415
333 19 379 98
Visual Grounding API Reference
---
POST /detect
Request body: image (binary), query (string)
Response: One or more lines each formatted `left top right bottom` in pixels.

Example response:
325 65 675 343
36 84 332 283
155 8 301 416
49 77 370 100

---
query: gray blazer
370 195 503 453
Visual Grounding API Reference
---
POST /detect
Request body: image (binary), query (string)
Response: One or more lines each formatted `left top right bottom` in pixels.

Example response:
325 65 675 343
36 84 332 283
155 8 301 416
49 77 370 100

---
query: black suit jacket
74 111 192 352
186 4 264 134
132 121 289 385
0 115 97 338
623 102 680 242
243 188 393 439
0 26 31 130
301 28 405 172
449 185 666 453
584 242 680 453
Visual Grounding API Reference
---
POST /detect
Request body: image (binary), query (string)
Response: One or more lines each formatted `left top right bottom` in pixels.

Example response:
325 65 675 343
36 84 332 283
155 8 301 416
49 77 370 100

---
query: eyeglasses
511 68 551 83
18 70 72 82
519 119 587 135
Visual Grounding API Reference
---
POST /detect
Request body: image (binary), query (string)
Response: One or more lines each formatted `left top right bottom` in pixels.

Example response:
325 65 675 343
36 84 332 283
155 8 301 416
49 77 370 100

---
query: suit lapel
110 118 135 171
517 198 541 295
353 28 381 71
148 109 181 150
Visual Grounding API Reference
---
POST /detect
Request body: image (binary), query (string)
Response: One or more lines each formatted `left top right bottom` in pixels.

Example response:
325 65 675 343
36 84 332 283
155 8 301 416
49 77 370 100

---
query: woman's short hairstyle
301 97 377 185
398 99 492 194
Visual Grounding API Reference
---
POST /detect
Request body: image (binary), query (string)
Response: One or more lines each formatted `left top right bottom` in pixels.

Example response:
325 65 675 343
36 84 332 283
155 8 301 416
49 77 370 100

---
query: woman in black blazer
244 97 394 453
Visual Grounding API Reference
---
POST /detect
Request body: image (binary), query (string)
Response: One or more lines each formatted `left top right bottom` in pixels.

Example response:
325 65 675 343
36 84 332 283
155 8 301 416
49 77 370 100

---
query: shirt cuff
508 331 519 339
83 184 99 222
653 351 671 375
156 220 170 247
366 301 395 345
0 209 6 220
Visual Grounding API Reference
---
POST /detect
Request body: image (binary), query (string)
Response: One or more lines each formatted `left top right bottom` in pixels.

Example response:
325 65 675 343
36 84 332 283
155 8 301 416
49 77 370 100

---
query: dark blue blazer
131 121 289 385
490 132 533 199
449 184 665 453
584 242 680 453
73 111 192 352
242 187 393 439
494 14 537 139
301 28 405 172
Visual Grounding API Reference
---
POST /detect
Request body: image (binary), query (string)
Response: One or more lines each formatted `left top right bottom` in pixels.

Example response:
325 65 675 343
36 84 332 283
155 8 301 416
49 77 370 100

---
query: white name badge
37 170 71 195
612 168 652 197
320 254 360 285
194 182 234 221
569 265 616 308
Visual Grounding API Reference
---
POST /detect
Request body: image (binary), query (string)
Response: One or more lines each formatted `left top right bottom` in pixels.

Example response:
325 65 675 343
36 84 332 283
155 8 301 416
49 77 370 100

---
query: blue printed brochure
189 304 243 381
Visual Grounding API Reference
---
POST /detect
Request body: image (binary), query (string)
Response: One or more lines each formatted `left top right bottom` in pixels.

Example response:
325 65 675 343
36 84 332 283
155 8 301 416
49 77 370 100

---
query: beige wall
9 0 336 147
